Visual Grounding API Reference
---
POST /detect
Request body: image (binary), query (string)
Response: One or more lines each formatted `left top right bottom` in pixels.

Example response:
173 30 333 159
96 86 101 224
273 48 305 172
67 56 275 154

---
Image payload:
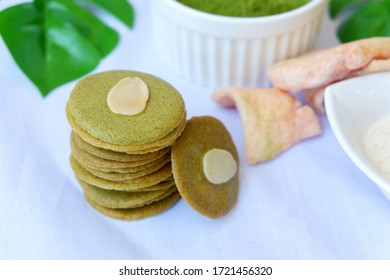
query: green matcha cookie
82 153 171 182
67 70 186 147
171 116 239 219
84 190 181 221
79 179 177 209
67 106 186 153
72 132 171 162
70 134 169 170
70 156 173 191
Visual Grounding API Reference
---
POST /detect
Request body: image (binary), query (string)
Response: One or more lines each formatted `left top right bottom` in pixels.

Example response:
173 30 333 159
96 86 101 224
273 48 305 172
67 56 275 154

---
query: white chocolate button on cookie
203 149 237 184
107 77 149 116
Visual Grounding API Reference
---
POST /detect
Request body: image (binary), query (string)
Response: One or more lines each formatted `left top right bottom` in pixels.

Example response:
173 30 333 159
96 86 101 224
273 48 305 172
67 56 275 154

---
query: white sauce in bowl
364 115 390 180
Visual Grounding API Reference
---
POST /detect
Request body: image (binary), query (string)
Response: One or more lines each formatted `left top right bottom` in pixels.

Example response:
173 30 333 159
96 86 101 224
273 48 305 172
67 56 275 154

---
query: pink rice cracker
212 87 321 164
268 37 390 93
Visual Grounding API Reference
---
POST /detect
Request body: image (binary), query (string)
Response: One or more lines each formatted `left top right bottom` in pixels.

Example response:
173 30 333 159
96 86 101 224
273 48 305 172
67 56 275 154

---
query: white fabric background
1 0 390 260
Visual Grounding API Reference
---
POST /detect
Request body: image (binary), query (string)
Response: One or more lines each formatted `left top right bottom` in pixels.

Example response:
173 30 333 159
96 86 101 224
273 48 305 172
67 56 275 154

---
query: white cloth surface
1 0 390 260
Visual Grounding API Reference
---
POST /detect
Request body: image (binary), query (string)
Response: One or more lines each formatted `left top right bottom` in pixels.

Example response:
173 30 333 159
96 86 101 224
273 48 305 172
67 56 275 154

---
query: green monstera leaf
329 0 390 43
0 0 134 97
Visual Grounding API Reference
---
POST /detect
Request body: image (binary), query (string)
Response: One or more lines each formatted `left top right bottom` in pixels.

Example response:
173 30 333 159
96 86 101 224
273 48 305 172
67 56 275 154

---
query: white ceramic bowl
324 72 390 200
151 0 328 88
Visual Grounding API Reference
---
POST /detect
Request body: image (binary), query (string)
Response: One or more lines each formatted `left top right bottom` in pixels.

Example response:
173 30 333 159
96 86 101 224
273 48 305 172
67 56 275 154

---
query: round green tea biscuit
70 156 172 191
77 152 171 174
82 153 171 182
67 70 186 147
84 191 181 221
75 175 175 193
171 116 239 219
70 135 168 170
85 178 175 192
72 132 171 162
82 161 167 174
67 106 186 153
78 179 177 209
132 178 175 192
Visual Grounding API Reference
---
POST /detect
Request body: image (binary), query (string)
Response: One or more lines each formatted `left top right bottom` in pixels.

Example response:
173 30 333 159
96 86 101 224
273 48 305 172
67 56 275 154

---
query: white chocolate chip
107 77 149 115
203 149 237 184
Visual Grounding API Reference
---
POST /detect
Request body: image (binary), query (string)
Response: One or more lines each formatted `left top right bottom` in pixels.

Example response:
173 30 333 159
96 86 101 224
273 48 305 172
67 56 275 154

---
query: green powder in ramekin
177 0 310 17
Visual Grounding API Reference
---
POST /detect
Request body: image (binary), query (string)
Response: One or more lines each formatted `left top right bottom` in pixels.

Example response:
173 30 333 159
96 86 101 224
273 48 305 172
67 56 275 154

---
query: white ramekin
151 0 329 88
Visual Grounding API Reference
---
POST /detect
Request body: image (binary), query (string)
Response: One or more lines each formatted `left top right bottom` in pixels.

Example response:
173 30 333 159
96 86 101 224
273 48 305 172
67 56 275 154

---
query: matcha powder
177 0 310 17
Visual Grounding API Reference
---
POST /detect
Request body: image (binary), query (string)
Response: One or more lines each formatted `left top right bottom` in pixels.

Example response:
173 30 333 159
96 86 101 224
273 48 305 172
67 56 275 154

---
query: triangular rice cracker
224 88 321 164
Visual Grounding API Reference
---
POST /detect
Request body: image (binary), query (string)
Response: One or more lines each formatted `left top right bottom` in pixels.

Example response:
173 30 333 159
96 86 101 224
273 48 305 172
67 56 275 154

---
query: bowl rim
324 72 390 194
156 0 328 23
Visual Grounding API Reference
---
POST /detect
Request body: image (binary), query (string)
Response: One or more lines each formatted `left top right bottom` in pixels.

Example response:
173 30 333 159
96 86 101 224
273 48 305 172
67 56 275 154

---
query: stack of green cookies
66 70 186 220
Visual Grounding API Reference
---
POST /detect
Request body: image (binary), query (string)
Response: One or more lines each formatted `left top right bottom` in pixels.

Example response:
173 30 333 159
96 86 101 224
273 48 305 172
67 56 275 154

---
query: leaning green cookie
67 70 186 147
84 190 181 221
78 179 177 209
171 116 239 219
70 156 172 191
